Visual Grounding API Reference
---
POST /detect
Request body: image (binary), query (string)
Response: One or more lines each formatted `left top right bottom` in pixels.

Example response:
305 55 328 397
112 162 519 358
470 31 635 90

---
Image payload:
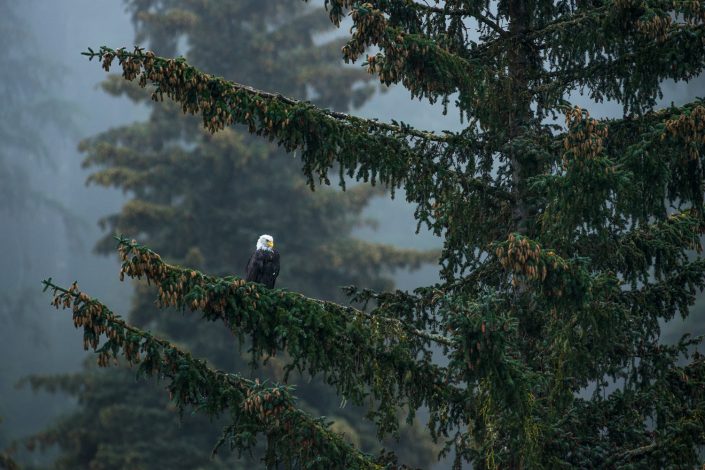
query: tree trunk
507 0 534 236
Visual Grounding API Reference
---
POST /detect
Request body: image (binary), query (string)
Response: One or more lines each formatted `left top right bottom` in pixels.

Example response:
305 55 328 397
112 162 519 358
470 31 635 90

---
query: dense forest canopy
21 0 705 468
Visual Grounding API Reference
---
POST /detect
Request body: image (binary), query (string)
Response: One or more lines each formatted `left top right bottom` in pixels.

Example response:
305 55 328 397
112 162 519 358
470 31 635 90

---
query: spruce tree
39 0 705 468
26 1 436 469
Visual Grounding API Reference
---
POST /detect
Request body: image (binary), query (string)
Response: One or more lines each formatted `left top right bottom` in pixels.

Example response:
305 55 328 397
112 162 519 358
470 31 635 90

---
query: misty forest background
0 0 704 468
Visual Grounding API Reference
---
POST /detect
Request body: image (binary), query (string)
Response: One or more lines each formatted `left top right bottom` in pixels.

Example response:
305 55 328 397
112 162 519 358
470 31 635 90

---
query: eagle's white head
256 234 274 251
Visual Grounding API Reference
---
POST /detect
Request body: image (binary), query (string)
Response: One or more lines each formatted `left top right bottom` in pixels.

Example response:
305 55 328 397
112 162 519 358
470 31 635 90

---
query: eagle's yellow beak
268 240 274 248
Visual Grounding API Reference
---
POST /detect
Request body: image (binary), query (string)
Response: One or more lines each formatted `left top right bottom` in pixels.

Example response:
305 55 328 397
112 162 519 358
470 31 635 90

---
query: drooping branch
341 6 491 98
81 47 517 261
113 236 461 436
318 0 507 37
535 22 705 112
334 0 705 118
529 0 705 42
320 0 705 119
82 46 507 220
116 236 452 347
601 442 658 467
41 279 384 470
532 103 705 253
619 258 705 323
373 0 508 36
82 47 459 144
541 22 705 83
574 210 705 283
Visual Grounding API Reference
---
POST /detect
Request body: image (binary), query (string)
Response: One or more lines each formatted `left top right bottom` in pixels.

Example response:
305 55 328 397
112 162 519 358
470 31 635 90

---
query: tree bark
507 0 534 236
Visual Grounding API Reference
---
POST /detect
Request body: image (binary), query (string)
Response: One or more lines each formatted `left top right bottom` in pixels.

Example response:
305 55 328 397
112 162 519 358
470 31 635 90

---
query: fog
1 1 703 468
1 0 134 447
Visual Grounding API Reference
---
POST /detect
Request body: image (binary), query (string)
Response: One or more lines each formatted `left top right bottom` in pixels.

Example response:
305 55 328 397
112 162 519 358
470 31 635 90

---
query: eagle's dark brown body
245 248 280 288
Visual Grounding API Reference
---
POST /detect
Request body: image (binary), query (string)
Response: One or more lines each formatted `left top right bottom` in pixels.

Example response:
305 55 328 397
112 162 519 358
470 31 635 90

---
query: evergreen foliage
39 279 379 469
26 1 437 469
38 0 705 468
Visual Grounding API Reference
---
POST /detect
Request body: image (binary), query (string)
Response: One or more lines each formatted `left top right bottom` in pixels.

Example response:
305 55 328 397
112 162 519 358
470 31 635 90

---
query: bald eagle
245 234 280 288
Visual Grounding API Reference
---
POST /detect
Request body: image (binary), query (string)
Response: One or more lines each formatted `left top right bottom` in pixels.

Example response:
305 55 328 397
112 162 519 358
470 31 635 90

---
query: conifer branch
620 259 705 320
572 211 705 282
530 8 604 36
82 45 513 248
605 99 705 136
601 442 657 467
340 4 491 100
472 14 506 36
323 0 705 113
475 0 700 52
321 0 506 34
535 23 705 105
115 236 452 348
82 45 506 212
525 0 704 41
81 47 457 144
113 236 461 435
404 2 507 36
41 279 384 469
